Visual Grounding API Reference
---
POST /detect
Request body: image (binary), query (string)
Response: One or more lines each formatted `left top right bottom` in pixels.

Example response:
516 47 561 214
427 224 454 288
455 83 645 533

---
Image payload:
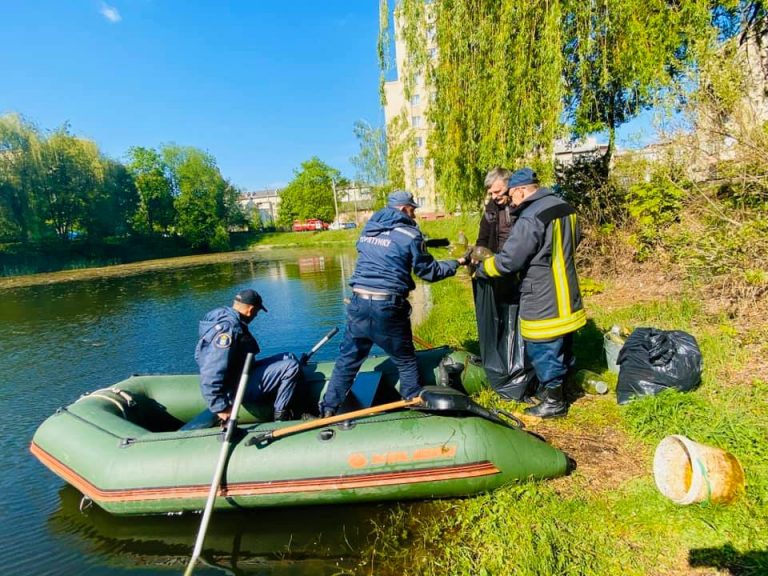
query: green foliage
383 112 409 194
80 159 138 239
389 0 564 207
668 213 768 279
126 146 175 234
578 276 604 296
368 281 768 576
556 153 627 226
162 144 234 250
1 113 245 260
383 1 729 208
38 128 105 240
564 0 714 155
350 120 388 188
277 157 341 226
626 176 685 260
0 114 44 242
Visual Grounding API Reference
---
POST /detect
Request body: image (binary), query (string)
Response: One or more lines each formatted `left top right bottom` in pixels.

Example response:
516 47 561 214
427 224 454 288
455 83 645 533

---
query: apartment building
383 7 440 212
238 188 280 227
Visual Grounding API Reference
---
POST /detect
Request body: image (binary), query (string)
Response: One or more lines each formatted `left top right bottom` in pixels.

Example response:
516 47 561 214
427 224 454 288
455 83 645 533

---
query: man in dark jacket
319 190 469 416
472 167 537 401
476 167 514 253
181 289 300 430
477 168 586 418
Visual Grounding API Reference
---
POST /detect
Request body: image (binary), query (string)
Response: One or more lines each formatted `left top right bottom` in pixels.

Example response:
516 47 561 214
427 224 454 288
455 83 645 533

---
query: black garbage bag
473 277 538 400
616 327 703 404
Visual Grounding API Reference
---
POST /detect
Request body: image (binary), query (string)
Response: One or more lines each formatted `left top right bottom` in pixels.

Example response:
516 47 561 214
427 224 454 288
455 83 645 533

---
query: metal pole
184 353 254 576
331 178 339 225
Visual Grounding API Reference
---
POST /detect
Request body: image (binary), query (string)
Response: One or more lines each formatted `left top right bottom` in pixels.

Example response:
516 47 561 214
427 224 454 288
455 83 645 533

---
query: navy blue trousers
321 294 419 412
525 333 574 391
181 353 300 430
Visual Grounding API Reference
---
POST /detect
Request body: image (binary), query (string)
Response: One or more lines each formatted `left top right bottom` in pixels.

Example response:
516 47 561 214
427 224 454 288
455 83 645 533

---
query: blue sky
0 1 383 190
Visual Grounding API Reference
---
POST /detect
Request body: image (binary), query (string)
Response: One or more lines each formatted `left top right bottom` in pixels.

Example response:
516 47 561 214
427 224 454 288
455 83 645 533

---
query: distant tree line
0 113 247 250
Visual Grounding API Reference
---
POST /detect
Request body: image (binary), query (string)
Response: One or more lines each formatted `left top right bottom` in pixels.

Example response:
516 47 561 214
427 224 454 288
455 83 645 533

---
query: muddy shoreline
0 248 275 290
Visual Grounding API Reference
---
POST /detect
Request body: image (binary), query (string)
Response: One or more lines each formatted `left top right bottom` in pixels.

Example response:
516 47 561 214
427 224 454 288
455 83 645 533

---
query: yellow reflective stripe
551 219 571 317
521 309 587 340
484 256 502 278
569 213 576 248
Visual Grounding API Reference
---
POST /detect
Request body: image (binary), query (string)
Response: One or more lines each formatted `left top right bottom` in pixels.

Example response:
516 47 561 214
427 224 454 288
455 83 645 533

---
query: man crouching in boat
181 289 300 430
318 190 470 417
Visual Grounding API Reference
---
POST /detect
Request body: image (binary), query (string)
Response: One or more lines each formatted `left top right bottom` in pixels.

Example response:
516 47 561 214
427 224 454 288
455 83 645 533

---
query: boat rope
74 387 136 419
80 393 127 418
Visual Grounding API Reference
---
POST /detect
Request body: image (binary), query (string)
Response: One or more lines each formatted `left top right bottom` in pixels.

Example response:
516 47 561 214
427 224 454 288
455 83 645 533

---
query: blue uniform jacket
195 306 260 413
349 207 459 296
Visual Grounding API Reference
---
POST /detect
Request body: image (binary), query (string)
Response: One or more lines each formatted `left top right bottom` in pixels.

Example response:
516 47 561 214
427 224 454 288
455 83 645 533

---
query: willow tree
382 0 735 208
563 0 718 164
382 0 566 208
38 128 104 241
0 114 44 241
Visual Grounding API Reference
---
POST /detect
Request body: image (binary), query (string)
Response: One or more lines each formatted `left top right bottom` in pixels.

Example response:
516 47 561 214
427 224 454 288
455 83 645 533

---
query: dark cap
387 190 420 209
234 289 268 312
508 167 539 188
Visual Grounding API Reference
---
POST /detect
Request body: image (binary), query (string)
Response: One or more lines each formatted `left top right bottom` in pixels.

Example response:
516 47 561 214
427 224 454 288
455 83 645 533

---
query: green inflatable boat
31 347 569 516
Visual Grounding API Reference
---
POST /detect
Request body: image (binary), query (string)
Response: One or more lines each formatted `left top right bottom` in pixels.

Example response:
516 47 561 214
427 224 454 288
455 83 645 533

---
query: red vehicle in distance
292 218 330 232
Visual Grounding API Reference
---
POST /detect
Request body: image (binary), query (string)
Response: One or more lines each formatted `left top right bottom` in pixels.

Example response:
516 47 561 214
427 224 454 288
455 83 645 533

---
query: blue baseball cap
508 167 539 188
387 190 420 209
235 289 268 312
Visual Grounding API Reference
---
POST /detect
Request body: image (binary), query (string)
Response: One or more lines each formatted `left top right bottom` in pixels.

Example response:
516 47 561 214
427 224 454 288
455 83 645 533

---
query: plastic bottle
470 245 494 261
457 230 468 249
605 325 626 345
573 369 609 395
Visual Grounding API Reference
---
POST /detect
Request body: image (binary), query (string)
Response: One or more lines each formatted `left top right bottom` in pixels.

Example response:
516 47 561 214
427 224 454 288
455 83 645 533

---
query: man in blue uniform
319 190 470 417
181 289 300 430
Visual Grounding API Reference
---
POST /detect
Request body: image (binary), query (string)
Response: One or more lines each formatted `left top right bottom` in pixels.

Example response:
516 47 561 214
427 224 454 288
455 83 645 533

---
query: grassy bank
358 254 768 575
248 228 360 247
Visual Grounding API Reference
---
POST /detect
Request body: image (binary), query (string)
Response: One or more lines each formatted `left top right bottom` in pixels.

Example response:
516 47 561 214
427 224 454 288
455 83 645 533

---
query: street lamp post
331 178 339 225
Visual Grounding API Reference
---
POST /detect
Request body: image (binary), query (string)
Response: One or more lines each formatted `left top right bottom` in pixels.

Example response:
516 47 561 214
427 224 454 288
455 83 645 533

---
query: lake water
0 247 407 575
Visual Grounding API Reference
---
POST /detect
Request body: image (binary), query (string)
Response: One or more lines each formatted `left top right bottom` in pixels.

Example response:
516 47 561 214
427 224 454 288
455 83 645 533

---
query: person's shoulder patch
214 332 232 349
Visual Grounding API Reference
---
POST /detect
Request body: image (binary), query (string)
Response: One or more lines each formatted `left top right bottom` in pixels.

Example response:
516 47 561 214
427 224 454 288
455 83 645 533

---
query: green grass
360 274 768 576
246 214 482 251
248 228 360 248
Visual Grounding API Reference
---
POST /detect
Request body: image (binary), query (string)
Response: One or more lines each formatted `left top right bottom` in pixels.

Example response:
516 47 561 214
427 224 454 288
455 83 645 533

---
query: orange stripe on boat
30 441 500 503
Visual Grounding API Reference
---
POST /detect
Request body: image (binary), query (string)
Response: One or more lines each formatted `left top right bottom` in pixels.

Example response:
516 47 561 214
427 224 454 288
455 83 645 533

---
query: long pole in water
184 352 254 576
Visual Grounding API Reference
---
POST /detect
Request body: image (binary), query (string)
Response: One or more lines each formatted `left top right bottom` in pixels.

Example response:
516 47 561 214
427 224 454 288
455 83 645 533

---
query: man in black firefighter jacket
476 168 586 418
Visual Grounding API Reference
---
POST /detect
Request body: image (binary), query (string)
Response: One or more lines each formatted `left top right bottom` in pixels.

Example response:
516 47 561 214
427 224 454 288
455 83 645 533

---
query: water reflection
49 486 378 575
3 247 395 576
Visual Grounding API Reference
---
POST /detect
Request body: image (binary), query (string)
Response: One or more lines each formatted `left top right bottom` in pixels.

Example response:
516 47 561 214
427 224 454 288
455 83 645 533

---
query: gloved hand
458 246 473 266
473 261 490 280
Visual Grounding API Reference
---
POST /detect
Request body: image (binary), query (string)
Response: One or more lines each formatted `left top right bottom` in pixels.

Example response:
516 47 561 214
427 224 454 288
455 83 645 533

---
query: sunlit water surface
0 248 405 576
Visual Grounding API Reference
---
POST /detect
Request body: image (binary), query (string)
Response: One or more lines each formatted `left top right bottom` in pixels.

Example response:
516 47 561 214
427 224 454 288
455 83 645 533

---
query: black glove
458 246 473 266
424 237 450 248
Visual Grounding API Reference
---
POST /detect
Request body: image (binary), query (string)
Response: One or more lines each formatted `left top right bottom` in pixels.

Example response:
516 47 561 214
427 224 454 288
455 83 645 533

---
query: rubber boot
521 384 546 405
273 409 293 422
524 385 568 419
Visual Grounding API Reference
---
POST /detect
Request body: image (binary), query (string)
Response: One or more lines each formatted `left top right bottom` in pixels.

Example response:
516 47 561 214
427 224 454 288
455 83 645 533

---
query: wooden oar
412 334 435 349
184 352 254 576
248 386 526 448
248 396 424 446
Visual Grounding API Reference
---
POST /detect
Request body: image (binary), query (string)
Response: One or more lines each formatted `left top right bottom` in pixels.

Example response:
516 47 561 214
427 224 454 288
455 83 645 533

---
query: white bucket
653 435 745 505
